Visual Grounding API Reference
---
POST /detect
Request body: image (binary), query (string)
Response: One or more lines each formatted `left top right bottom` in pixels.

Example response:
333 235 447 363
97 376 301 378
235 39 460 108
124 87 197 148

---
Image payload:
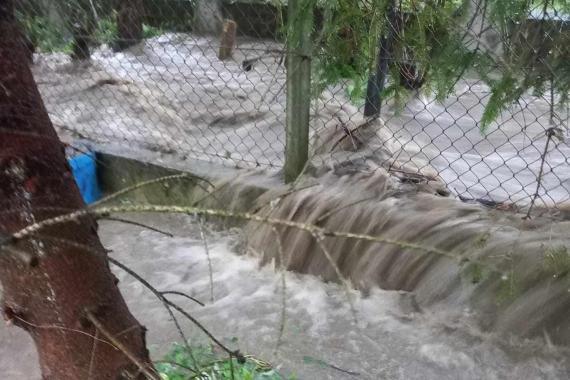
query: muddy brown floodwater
1 213 568 379
33 33 570 207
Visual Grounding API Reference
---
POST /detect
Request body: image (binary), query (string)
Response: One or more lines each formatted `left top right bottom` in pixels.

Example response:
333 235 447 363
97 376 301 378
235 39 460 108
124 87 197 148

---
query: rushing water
247 170 570 346
112 214 570 380
1 213 568 379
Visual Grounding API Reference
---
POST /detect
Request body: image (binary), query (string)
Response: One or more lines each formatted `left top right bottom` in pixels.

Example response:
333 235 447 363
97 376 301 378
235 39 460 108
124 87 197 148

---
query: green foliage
312 0 467 103
496 271 520 304
143 24 164 39
19 9 164 53
312 0 389 102
310 0 570 130
544 245 570 279
157 343 289 380
94 16 118 45
481 1 570 129
473 231 491 249
94 14 162 46
17 15 71 53
480 74 525 131
464 263 486 284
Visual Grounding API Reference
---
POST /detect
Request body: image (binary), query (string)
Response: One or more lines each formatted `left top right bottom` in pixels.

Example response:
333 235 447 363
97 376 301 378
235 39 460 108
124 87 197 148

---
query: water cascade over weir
245 168 570 346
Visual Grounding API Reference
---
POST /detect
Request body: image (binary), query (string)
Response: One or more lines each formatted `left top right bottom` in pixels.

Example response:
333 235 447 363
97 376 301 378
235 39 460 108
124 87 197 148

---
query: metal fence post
284 0 313 183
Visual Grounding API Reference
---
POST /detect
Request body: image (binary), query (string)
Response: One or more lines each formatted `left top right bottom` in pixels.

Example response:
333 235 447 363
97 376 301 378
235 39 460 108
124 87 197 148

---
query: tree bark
193 0 223 35
71 22 91 61
115 0 144 51
0 1 153 379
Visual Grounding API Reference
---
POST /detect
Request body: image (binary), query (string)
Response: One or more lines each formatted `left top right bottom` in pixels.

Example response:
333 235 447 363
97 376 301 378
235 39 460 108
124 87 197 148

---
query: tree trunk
71 22 91 61
0 1 153 379
65 0 97 61
115 0 144 51
193 0 223 35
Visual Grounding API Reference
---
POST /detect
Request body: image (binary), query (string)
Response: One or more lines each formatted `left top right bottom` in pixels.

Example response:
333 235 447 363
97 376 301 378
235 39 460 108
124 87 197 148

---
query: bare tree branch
271 227 287 357
87 329 99 380
153 360 198 375
101 216 174 237
108 256 244 361
161 291 205 307
312 232 357 322
525 127 558 219
17 233 198 372
85 311 160 380
7 205 453 259
11 315 116 350
92 173 214 207
198 217 215 303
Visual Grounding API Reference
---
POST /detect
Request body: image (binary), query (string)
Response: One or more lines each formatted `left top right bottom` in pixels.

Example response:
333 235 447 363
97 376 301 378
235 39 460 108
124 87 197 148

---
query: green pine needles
310 0 570 131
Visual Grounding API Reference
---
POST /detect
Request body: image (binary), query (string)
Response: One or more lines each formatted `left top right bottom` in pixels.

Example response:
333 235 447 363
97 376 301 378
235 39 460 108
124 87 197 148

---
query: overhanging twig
525 127 557 219
108 257 243 361
161 291 205 307
91 173 214 208
101 216 174 237
198 218 215 303
9 205 452 259
271 227 287 356
85 311 160 380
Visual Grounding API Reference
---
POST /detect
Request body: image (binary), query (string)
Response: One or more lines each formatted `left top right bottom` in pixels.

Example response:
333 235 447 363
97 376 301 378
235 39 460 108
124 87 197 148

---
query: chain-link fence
15 0 570 210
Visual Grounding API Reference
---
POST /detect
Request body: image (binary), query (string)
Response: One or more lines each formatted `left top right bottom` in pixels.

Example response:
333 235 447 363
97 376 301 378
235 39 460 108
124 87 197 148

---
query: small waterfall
246 170 570 345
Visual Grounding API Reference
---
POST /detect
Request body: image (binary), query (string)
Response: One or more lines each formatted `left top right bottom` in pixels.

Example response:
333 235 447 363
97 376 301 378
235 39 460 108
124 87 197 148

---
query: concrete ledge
95 143 281 218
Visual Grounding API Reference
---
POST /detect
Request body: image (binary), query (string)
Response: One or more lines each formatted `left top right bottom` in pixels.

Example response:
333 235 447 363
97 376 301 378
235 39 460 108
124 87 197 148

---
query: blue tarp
68 151 101 204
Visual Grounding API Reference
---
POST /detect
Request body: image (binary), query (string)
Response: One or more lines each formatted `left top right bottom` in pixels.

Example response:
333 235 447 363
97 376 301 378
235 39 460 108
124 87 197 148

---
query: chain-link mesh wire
310 0 570 211
16 0 288 168
14 0 570 210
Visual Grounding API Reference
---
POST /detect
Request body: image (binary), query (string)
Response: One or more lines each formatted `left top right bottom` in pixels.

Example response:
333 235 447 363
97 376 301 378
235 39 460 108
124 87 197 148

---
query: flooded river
1 213 568 379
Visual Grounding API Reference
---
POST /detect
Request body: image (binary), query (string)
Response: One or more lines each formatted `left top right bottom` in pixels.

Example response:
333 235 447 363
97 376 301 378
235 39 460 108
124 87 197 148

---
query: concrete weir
97 147 570 346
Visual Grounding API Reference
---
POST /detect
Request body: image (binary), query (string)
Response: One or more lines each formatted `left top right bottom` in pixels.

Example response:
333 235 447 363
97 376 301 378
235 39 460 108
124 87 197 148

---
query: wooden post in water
218 19 237 60
284 0 313 183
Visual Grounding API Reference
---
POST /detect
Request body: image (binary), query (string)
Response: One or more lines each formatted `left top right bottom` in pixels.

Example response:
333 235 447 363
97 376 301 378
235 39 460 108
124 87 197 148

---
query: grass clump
94 16 118 46
18 15 71 53
544 245 570 279
157 343 291 380
143 24 164 39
